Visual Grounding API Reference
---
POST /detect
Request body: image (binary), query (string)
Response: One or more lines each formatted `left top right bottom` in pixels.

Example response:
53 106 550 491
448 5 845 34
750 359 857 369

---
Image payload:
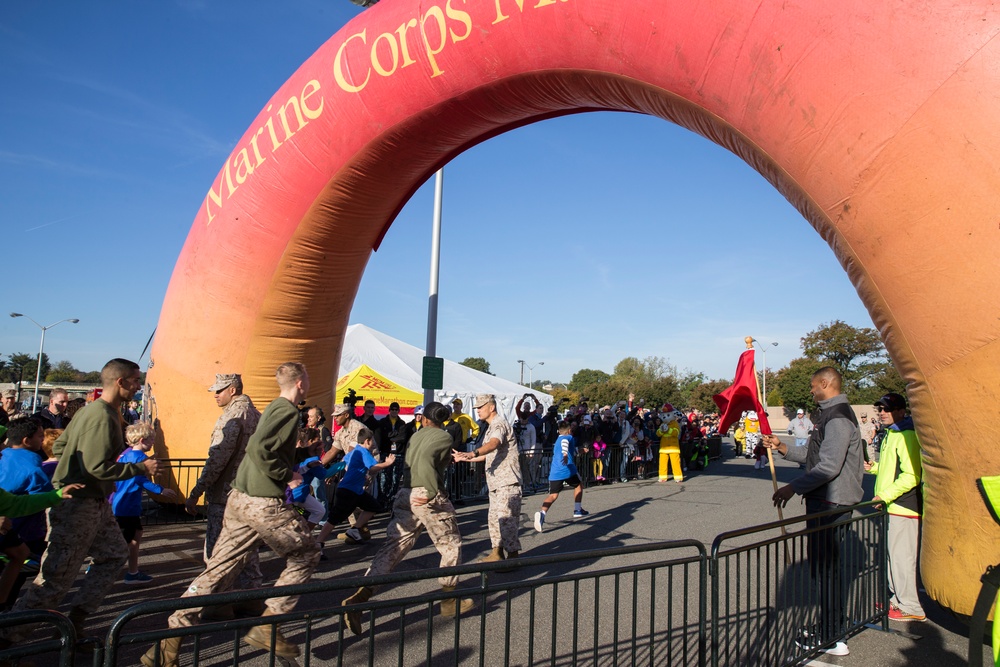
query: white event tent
338 324 552 424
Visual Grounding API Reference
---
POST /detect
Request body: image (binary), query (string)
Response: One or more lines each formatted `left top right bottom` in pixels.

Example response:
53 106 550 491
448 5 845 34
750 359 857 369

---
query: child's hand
58 483 85 499
385 454 396 466
288 472 304 489
160 488 179 501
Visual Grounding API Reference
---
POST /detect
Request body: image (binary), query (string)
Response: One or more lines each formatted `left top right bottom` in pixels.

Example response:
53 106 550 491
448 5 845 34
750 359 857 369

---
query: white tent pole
424 168 444 405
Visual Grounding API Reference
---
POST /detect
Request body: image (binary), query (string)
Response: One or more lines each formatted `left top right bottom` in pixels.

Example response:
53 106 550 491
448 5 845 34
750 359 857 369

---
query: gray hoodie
782 394 863 506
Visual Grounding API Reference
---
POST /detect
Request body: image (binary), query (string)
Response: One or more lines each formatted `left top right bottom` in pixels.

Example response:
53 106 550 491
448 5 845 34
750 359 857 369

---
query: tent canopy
339 324 552 423
335 364 422 416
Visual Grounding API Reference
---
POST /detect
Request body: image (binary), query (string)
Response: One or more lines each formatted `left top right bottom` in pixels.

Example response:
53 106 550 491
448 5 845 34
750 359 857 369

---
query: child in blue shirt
534 420 587 532
112 422 178 584
316 426 394 545
287 428 330 527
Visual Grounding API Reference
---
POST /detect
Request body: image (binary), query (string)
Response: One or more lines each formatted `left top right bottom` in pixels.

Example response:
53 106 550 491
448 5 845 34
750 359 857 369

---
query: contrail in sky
24 216 76 233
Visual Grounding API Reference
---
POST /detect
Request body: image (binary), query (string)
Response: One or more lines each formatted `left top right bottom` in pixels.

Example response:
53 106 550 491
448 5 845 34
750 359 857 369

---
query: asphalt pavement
57 435 988 665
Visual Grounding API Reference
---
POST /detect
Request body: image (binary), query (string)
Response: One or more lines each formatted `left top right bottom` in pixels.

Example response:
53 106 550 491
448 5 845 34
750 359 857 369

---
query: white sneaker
823 642 849 656
345 528 363 542
533 512 544 533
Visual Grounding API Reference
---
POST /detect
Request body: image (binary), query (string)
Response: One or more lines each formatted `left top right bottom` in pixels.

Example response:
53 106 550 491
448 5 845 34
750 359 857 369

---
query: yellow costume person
656 404 684 483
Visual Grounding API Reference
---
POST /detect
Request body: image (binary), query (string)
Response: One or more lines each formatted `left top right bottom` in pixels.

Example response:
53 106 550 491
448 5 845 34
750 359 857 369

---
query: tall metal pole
424 169 444 405
517 360 525 385
33 327 46 412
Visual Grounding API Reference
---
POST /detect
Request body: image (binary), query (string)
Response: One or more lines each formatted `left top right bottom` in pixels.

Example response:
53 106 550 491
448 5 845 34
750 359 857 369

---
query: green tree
459 357 493 375
46 360 82 383
7 352 49 386
800 320 886 399
774 357 825 415
689 379 731 413
568 368 611 392
80 370 102 385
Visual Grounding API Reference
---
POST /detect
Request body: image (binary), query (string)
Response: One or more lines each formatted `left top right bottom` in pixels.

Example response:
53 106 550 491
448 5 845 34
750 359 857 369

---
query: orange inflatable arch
149 0 1000 615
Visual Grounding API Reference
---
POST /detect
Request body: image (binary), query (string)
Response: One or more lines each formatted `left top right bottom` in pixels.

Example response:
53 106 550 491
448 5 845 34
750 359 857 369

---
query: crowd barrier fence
0 501 888 666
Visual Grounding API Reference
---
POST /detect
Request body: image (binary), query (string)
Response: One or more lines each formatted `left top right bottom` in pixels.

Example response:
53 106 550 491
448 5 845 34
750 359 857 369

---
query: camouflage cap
473 394 495 409
331 403 352 416
208 373 240 392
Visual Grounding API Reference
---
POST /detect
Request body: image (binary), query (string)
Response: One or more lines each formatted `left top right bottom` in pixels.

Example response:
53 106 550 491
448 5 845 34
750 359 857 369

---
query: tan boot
243 609 299 658
140 637 182 667
439 586 475 617
496 550 519 573
478 547 504 564
342 586 373 636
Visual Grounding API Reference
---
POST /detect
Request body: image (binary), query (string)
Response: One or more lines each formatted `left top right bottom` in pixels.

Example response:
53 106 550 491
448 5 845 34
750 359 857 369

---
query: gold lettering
263 106 283 151
492 0 524 24
420 6 448 78
232 148 255 185
534 0 557 6
277 96 307 140
371 31 399 77
334 29 370 93
446 0 473 42
222 158 238 197
205 172 226 224
394 19 419 68
249 127 268 167
300 79 324 120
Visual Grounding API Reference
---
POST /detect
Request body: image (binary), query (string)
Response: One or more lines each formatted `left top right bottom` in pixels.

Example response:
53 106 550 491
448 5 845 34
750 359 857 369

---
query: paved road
55 436 986 665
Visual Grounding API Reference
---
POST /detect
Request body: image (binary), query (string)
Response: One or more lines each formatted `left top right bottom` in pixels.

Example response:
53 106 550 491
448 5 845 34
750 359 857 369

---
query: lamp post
527 361 544 389
9 313 80 412
750 338 778 409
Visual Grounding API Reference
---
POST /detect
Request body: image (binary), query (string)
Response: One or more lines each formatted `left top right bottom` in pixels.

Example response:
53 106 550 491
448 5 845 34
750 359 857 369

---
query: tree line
0 353 102 386
461 320 906 414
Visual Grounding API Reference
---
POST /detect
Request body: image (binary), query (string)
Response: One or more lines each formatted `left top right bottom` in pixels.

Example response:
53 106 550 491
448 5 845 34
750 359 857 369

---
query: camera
343 387 364 407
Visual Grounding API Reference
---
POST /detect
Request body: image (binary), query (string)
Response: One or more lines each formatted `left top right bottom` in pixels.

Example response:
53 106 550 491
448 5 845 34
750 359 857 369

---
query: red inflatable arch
149 0 1000 614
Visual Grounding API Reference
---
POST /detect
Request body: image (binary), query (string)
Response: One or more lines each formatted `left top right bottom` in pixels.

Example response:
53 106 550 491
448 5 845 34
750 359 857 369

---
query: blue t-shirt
548 434 578 481
339 446 378 494
112 449 164 517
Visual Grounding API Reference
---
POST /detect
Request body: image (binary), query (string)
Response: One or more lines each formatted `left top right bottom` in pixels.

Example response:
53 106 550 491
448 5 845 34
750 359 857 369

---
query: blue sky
0 1 876 387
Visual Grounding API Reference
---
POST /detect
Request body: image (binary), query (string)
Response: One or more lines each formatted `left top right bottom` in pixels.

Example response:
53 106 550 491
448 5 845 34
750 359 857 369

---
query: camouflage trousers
487 484 522 553
168 490 320 629
5 498 127 641
366 487 461 589
205 502 263 589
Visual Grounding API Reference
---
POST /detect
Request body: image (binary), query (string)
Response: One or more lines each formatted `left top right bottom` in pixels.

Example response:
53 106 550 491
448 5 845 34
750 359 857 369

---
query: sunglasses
875 406 890 413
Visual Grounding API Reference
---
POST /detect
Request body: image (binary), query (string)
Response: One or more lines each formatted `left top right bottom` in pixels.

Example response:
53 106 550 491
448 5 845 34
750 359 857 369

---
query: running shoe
572 509 590 518
888 605 926 622
345 528 363 542
124 571 153 585
533 512 544 532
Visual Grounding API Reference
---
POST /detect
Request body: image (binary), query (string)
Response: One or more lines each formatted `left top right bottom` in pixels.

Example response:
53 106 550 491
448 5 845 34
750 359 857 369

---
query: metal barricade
709 501 888 666
0 609 78 667
141 458 208 526
99 540 707 667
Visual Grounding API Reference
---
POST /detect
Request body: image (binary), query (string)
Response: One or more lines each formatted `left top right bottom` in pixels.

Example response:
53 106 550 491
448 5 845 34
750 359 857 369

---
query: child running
534 420 587 532
112 422 178 584
316 427 395 547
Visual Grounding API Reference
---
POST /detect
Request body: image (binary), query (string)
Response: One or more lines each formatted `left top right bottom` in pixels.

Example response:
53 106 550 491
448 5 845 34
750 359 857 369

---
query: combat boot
478 547 504 564
342 586 373 636
243 609 299 658
439 586 475 617
496 550 519 573
140 637 182 667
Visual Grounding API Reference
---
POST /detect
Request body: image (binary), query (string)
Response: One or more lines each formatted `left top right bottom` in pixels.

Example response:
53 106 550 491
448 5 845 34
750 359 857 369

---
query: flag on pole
713 349 772 435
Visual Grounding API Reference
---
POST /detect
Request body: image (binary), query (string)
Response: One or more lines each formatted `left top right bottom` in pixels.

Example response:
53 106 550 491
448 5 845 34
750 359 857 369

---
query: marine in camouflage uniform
463 394 522 560
4 358 159 643
144 363 321 666
186 373 262 589
340 402 472 636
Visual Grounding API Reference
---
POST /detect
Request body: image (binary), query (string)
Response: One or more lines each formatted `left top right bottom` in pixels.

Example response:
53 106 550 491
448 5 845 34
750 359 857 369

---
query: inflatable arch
149 0 1000 615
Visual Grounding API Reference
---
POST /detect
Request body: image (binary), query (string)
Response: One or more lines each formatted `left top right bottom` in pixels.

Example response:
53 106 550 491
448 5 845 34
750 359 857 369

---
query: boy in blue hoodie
112 422 178 584
0 417 53 607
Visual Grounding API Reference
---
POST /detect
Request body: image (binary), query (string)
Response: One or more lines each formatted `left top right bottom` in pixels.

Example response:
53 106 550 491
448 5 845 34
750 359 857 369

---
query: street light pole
516 360 525 385
9 313 80 411
750 338 778 409
526 361 544 389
